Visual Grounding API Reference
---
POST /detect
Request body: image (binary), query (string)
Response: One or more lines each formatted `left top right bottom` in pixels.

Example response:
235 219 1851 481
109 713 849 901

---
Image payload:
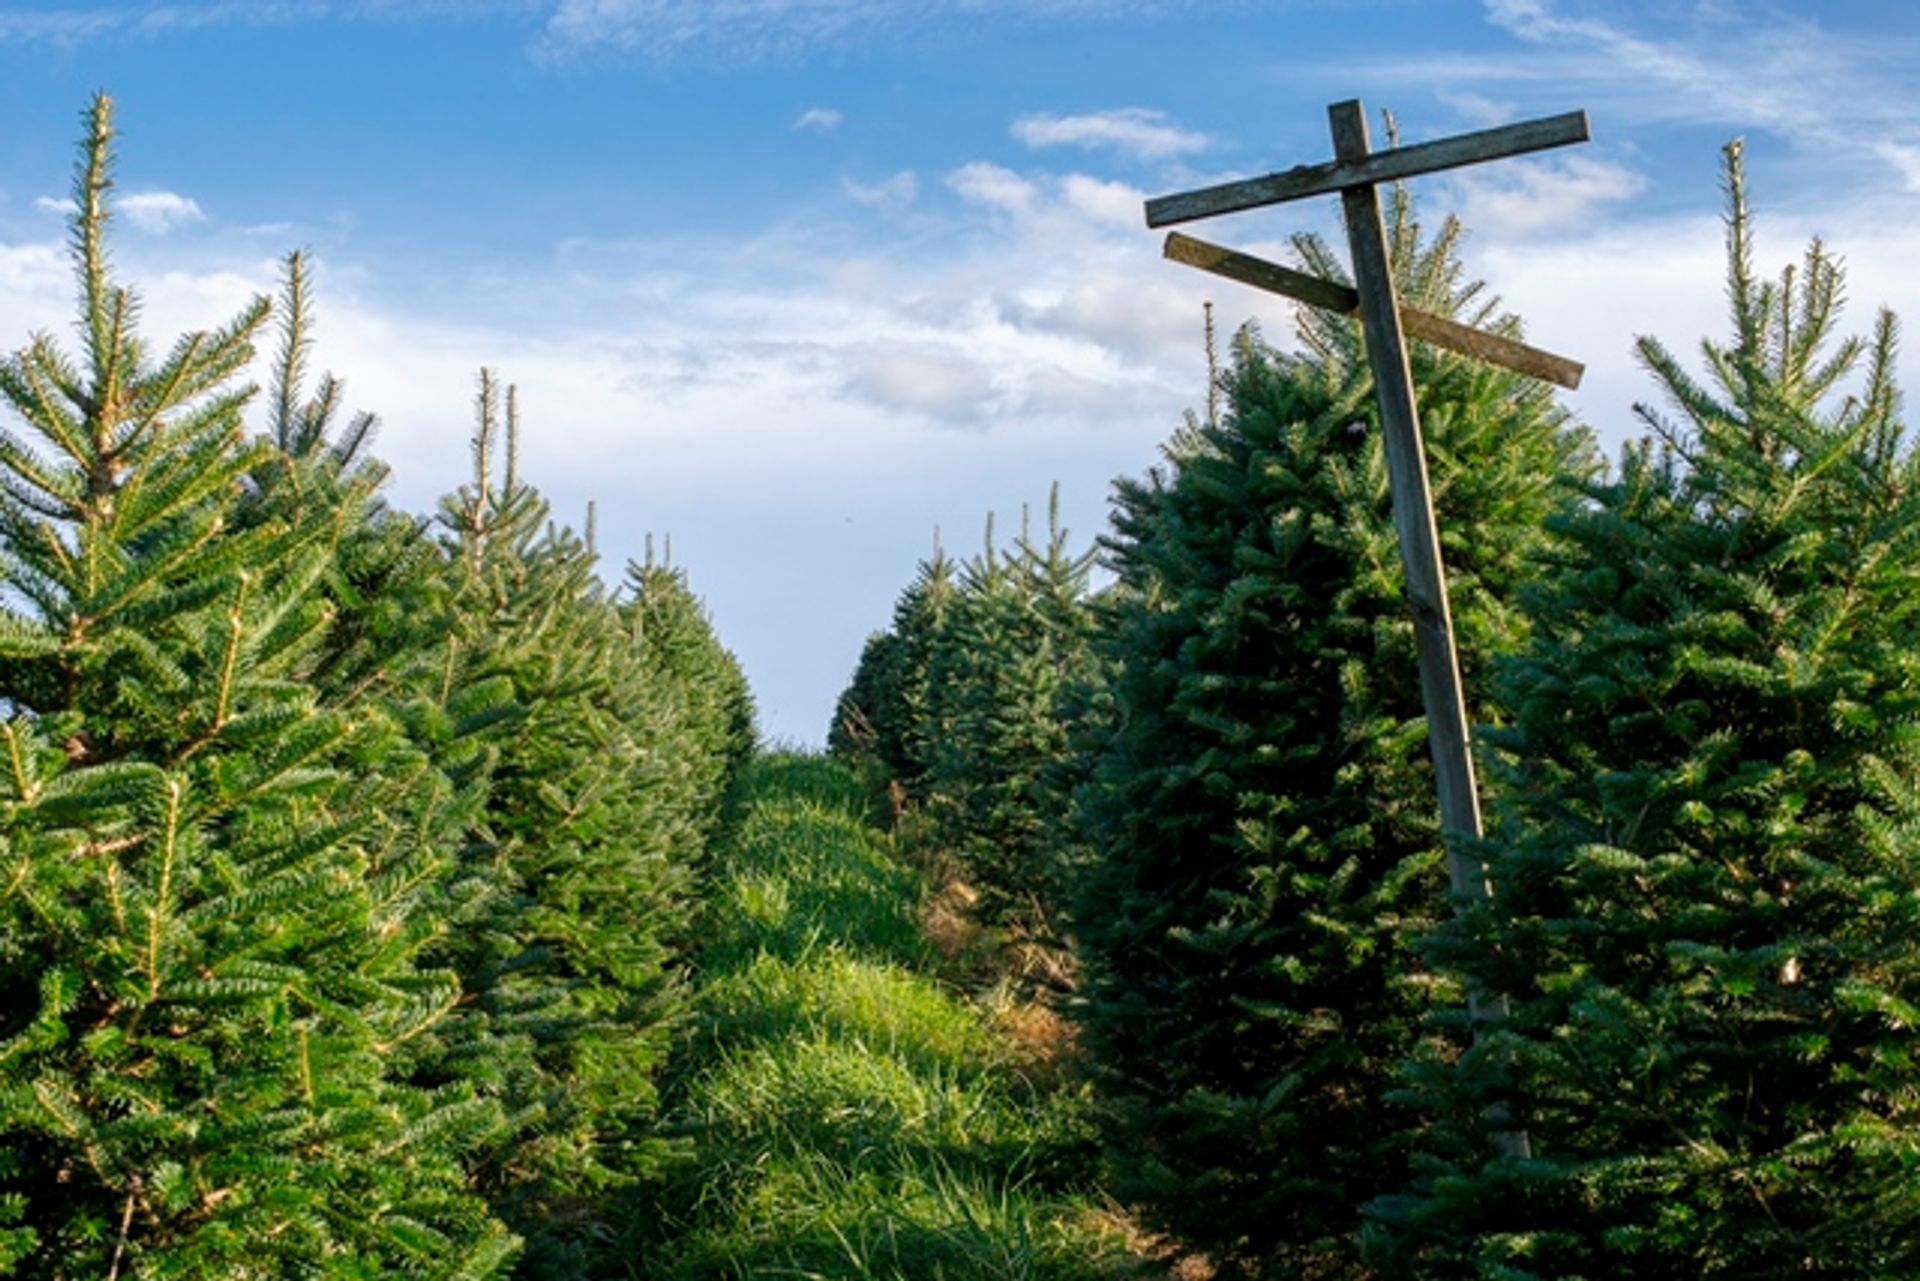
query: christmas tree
0 95 514 1277
918 491 1100 933
828 538 956 815
1376 141 1920 1281
1072 190 1591 1277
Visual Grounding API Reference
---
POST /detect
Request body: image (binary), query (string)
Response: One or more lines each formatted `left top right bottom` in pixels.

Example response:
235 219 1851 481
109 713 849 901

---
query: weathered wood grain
1327 98 1483 859
1145 107 1589 227
1163 232 1584 389
1329 97 1530 1159
1150 99 1583 1162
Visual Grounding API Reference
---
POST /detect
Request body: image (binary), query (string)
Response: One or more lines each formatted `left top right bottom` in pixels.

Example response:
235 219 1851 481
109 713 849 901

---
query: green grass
697 952 1003 1078
639 753 1141 1280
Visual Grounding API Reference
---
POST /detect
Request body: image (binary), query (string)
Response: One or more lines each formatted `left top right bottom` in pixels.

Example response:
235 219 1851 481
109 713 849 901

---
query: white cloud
1874 142 1920 193
1059 173 1144 229
793 106 843 132
1447 154 1645 239
1400 1 1920 195
947 162 1039 216
1438 89 1516 128
842 170 918 209
1012 108 1209 161
118 191 207 234
841 343 999 425
29 191 205 231
0 241 68 310
1014 270 1200 363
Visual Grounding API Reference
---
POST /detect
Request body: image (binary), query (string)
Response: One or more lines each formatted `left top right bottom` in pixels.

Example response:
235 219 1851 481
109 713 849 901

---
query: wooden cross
1148 101 1590 1157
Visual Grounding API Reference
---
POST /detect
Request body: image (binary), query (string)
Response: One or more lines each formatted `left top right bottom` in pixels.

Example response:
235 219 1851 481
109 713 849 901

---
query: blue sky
1 0 1917 742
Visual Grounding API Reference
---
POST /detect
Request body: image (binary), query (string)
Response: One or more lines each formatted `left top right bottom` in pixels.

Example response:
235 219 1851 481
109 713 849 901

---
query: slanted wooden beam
1144 97 1594 1165
1164 232 1584 390
1146 110 1589 227
1329 97 1526 1158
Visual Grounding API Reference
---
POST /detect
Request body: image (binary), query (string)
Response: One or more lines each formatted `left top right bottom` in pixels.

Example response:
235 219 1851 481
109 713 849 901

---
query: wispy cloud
532 0 1209 66
31 190 206 231
1011 108 1209 162
0 2 535 46
793 106 843 132
0 0 1220 70
842 170 917 208
119 190 207 234
1381 1 1920 194
1437 89 1516 128
1448 153 1643 238
0 10 122 43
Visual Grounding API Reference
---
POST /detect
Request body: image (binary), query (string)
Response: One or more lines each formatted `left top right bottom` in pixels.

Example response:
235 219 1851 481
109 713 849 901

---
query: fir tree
247 263 759 1277
1375 142 1920 1281
625 547 757 839
828 538 956 814
827 629 897 761
920 490 1101 932
1072 190 1591 1278
408 377 750 1278
0 95 513 1277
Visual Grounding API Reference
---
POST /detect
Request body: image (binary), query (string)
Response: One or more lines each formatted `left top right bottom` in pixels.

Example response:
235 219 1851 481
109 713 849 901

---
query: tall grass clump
644 754 1139 1281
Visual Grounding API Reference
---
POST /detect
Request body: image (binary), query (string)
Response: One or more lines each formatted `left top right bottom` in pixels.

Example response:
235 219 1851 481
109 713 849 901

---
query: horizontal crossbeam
1164 232 1584 390
1146 109 1589 228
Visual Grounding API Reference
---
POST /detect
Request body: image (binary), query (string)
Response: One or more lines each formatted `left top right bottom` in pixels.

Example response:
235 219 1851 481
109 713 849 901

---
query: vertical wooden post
1327 100 1484 889
1328 99 1527 1159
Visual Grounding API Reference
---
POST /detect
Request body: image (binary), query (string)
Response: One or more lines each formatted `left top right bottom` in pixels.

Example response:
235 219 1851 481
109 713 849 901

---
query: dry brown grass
878 807 1221 1281
921 871 983 963
1078 1202 1218 1281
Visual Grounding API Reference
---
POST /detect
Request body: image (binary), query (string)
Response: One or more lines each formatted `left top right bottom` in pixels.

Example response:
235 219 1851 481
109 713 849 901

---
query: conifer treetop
0 93 273 654
1634 139 1903 478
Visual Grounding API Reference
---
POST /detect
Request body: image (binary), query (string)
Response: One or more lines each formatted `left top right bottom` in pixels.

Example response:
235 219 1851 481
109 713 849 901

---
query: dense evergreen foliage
1068 198 1593 1278
625 554 758 846
0 96 753 1279
410 377 756 1279
1375 142 1920 1280
920 492 1103 931
829 542 956 810
832 493 1103 936
0 95 513 1278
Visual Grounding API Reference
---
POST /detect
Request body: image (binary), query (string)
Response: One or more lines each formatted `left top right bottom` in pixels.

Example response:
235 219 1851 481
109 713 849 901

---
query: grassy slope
643 753 1140 1280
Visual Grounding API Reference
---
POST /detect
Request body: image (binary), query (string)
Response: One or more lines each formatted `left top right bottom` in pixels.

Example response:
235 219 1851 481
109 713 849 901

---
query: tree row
0 97 754 1278
832 147 1920 1279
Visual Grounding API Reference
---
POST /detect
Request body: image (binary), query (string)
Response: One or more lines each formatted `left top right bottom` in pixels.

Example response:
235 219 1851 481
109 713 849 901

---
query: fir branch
271 251 312 453
72 94 116 412
143 776 184 1002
